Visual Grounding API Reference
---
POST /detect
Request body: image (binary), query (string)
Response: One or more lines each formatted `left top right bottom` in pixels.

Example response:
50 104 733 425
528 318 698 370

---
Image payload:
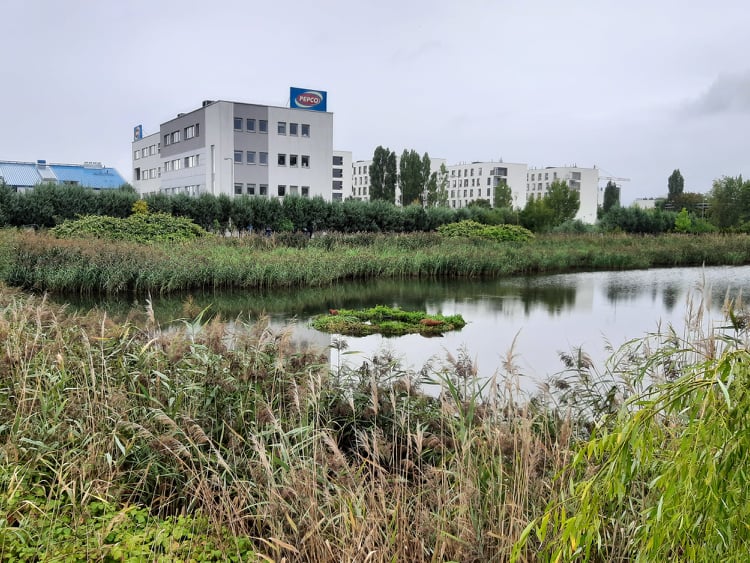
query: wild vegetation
2 229 750 296
311 304 466 336
1 272 748 561
50 213 208 243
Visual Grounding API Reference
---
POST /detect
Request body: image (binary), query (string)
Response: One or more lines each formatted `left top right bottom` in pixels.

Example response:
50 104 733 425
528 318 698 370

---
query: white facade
525 166 600 223
332 150 352 201
445 161 527 209
132 100 334 201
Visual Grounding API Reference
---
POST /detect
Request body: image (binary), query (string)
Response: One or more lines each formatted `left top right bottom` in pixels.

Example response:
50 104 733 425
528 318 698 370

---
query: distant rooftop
0 160 126 189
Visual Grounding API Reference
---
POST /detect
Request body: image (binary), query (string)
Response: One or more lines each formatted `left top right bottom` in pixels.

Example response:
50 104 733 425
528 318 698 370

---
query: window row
134 166 161 181
233 117 311 138
233 183 310 198
163 154 201 172
528 171 557 181
448 188 493 199
234 151 311 168
160 185 201 196
134 144 159 160
450 167 483 178
452 177 491 188
163 123 200 147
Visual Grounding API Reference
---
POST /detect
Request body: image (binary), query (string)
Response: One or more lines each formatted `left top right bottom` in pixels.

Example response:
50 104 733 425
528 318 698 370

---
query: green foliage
50 213 208 243
131 199 148 215
708 175 750 230
437 220 535 242
674 207 692 233
668 168 685 201
493 179 513 209
398 149 425 205
601 180 620 213
599 206 677 234
312 305 466 336
369 146 398 204
545 179 580 225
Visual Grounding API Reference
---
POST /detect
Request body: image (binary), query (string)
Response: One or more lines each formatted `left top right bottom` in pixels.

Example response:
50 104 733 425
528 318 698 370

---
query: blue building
0 160 126 191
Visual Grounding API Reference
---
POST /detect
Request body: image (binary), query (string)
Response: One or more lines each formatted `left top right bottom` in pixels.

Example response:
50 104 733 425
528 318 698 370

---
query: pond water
55 265 750 389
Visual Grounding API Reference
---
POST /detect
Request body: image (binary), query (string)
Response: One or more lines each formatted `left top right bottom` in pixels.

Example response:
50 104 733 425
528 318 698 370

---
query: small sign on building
290 87 327 112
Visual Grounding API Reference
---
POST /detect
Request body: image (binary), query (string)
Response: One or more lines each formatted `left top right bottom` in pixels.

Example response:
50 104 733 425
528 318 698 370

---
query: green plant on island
312 304 466 336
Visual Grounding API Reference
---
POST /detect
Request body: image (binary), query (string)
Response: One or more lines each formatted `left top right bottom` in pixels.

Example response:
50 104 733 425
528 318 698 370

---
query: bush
437 220 534 242
50 213 209 243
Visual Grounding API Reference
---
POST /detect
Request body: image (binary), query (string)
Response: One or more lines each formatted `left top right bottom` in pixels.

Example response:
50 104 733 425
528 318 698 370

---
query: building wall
132 132 161 196
132 99 334 201
332 150 352 201
525 166 599 223
445 161 527 209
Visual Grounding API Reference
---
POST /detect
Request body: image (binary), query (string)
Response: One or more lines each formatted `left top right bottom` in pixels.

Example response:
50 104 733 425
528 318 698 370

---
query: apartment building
445 161 527 209
132 92 334 201
525 166 599 223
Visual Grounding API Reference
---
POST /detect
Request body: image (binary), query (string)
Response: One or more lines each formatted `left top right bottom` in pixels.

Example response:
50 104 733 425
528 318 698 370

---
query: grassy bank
2 229 750 296
1 284 749 560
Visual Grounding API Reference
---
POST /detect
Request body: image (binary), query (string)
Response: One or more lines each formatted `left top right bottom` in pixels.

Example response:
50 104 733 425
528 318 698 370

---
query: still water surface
57 265 750 387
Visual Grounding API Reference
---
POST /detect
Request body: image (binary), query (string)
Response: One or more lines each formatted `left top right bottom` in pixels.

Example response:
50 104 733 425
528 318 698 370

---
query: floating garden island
312 305 466 337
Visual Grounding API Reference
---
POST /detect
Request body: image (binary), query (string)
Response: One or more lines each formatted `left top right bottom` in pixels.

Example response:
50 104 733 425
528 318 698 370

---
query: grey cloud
684 71 750 116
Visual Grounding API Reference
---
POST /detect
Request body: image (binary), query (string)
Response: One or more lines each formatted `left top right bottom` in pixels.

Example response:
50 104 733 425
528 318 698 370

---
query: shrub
437 220 534 242
50 213 209 243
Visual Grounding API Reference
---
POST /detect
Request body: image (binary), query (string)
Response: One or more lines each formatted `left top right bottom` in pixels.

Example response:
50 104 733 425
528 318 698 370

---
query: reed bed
2 230 750 296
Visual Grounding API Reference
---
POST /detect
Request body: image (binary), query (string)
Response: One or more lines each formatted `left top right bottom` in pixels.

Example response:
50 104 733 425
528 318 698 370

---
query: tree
398 149 424 205
426 163 449 208
493 179 513 209
708 175 749 230
369 146 398 204
668 169 685 201
602 180 620 213
545 180 580 225
421 152 432 204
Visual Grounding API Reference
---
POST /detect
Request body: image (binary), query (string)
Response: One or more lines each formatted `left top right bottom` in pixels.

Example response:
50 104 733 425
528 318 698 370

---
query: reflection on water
52 265 750 386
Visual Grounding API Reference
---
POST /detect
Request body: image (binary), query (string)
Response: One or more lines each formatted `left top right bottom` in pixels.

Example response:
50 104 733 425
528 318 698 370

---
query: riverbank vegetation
1 279 748 560
312 305 466 336
2 228 750 296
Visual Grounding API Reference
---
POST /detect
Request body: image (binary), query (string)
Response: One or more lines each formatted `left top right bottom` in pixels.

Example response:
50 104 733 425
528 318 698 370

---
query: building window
290 185 298 196
259 120 268 133
301 155 310 168
234 183 243 195
487 178 491 186
277 121 286 135
333 180 343 190
184 155 199 168
246 118 256 132
234 150 243 163
171 131 181 143
277 185 286 197
259 184 268 196
247 183 256 195
289 122 298 136
301 186 309 197
333 155 343 166
247 151 256 164
184 125 196 139
164 134 171 146
487 188 491 197
142 169 149 180
259 152 268 165
332 192 343 202
333 168 343 178
234 117 243 130
301 124 310 137
277 154 286 166
289 154 298 167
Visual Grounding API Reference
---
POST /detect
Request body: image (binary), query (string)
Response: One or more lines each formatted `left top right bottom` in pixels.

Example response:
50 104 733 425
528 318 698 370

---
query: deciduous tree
668 169 685 201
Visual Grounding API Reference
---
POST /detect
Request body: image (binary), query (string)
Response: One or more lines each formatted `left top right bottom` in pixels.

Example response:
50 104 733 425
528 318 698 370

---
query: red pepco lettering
296 92 322 107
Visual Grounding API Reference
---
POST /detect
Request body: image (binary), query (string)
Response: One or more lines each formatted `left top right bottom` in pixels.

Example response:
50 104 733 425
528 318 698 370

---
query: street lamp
223 157 234 195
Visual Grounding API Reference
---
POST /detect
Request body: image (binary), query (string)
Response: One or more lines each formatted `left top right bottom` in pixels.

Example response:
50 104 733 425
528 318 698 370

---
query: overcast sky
2 0 748 203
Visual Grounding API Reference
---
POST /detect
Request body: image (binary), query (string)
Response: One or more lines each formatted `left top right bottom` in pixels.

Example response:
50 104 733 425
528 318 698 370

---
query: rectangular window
142 169 149 180
164 134 171 146
150 168 157 177
259 152 268 165
332 155 343 166
234 150 243 163
332 180 343 190
164 161 172 172
289 154 298 167
260 183 268 196
234 117 243 130
301 186 309 197
332 192 343 202
277 121 286 135
247 183 256 195
259 119 268 133
246 151 256 164
289 122 298 136
277 154 286 166
277 185 286 197
172 158 181 170
487 188 491 196
134 149 141 160
172 131 181 143
246 118 256 132
234 183 243 195
184 125 195 139
333 168 343 178
301 123 310 137
301 155 310 168
290 185 298 196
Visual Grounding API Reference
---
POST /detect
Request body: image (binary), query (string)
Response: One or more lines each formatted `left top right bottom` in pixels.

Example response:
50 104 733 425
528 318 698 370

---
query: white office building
350 156 447 204
525 166 599 223
132 96 335 200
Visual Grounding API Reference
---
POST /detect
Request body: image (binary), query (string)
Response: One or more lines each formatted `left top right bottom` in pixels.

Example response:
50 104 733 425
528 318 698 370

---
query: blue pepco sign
290 87 327 112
